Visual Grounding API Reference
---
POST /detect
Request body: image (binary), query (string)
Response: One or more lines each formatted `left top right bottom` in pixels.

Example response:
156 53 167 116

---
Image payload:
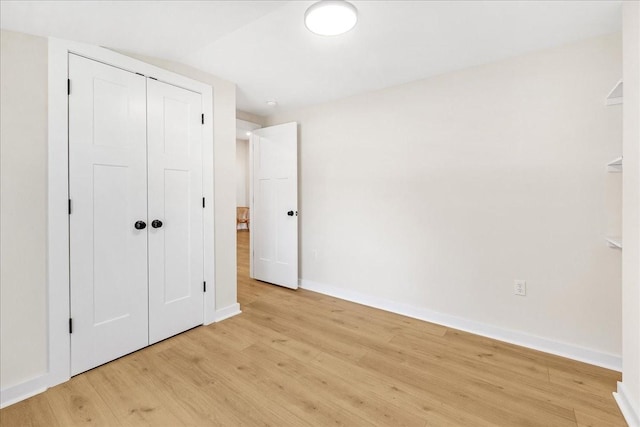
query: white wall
619 1 640 424
0 30 48 389
267 33 623 365
236 139 250 209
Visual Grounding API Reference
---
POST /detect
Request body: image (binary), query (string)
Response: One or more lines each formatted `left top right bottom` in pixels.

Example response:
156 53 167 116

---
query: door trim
48 37 215 389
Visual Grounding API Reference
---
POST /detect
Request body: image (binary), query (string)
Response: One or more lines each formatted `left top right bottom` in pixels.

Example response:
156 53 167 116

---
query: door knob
287 211 294 216
151 220 163 228
134 221 147 230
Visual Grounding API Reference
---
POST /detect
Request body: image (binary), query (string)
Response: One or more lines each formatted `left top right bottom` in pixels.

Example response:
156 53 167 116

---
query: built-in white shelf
605 80 623 106
606 237 622 249
604 80 622 250
607 156 623 173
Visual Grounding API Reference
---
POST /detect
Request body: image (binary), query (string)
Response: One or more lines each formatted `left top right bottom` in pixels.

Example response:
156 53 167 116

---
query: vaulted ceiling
1 1 622 116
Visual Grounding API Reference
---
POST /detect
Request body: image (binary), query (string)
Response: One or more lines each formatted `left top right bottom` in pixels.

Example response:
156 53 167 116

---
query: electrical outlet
514 280 526 296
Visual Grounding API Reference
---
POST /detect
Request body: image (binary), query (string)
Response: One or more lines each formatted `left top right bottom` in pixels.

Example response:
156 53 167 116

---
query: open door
250 122 298 289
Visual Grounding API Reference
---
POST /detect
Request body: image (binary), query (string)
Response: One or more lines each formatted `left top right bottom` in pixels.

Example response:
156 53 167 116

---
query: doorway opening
236 119 258 303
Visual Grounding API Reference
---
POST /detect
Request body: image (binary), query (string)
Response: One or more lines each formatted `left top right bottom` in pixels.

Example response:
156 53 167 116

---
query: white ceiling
1 1 622 116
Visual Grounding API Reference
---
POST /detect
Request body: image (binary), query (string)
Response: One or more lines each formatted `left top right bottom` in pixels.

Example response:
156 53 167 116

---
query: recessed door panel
69 54 148 375
163 168 191 303
163 97 191 158
257 178 275 262
92 78 131 148
147 79 204 344
92 164 131 324
276 177 295 266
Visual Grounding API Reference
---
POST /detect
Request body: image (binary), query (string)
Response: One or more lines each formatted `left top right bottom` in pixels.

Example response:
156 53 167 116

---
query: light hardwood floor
1 231 626 426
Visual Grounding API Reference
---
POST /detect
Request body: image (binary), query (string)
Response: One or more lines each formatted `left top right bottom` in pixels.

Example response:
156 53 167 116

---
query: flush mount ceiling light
305 0 358 36
266 100 278 106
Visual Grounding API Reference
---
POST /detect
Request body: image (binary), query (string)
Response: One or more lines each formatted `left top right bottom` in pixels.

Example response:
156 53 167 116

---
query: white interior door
69 54 149 375
251 122 298 289
147 79 204 344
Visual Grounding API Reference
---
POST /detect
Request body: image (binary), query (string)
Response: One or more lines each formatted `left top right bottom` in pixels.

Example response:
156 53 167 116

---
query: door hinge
67 79 71 95
202 197 205 208
203 281 207 293
201 114 204 125
68 199 72 215
69 318 73 334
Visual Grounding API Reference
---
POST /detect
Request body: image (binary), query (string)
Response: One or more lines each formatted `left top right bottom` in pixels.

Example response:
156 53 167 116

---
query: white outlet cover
514 280 527 296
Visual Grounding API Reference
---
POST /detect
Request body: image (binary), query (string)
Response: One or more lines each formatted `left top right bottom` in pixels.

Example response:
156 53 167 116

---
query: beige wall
621 0 640 420
267 33 623 360
119 52 239 313
236 139 250 208
237 110 266 126
0 30 48 388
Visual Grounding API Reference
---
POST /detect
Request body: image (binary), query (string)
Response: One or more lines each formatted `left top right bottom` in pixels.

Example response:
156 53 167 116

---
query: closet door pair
68 54 204 375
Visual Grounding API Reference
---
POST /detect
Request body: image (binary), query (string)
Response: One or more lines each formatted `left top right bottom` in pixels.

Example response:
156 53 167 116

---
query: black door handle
134 221 147 230
151 220 163 228
287 211 294 216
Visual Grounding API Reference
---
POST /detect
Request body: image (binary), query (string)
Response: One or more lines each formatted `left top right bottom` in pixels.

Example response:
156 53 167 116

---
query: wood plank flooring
1 231 626 426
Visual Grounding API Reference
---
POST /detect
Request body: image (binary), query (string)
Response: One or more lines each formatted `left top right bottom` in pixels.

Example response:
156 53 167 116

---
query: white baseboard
614 382 640 427
214 303 242 322
299 279 622 371
0 373 49 409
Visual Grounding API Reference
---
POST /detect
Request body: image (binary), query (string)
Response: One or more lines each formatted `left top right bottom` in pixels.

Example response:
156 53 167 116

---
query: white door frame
47 37 216 388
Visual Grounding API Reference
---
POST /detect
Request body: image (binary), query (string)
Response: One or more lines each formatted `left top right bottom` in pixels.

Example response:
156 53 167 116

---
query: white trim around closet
47 37 216 390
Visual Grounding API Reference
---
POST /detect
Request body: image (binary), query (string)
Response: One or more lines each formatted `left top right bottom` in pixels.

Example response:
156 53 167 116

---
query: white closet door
147 79 204 344
69 54 149 375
